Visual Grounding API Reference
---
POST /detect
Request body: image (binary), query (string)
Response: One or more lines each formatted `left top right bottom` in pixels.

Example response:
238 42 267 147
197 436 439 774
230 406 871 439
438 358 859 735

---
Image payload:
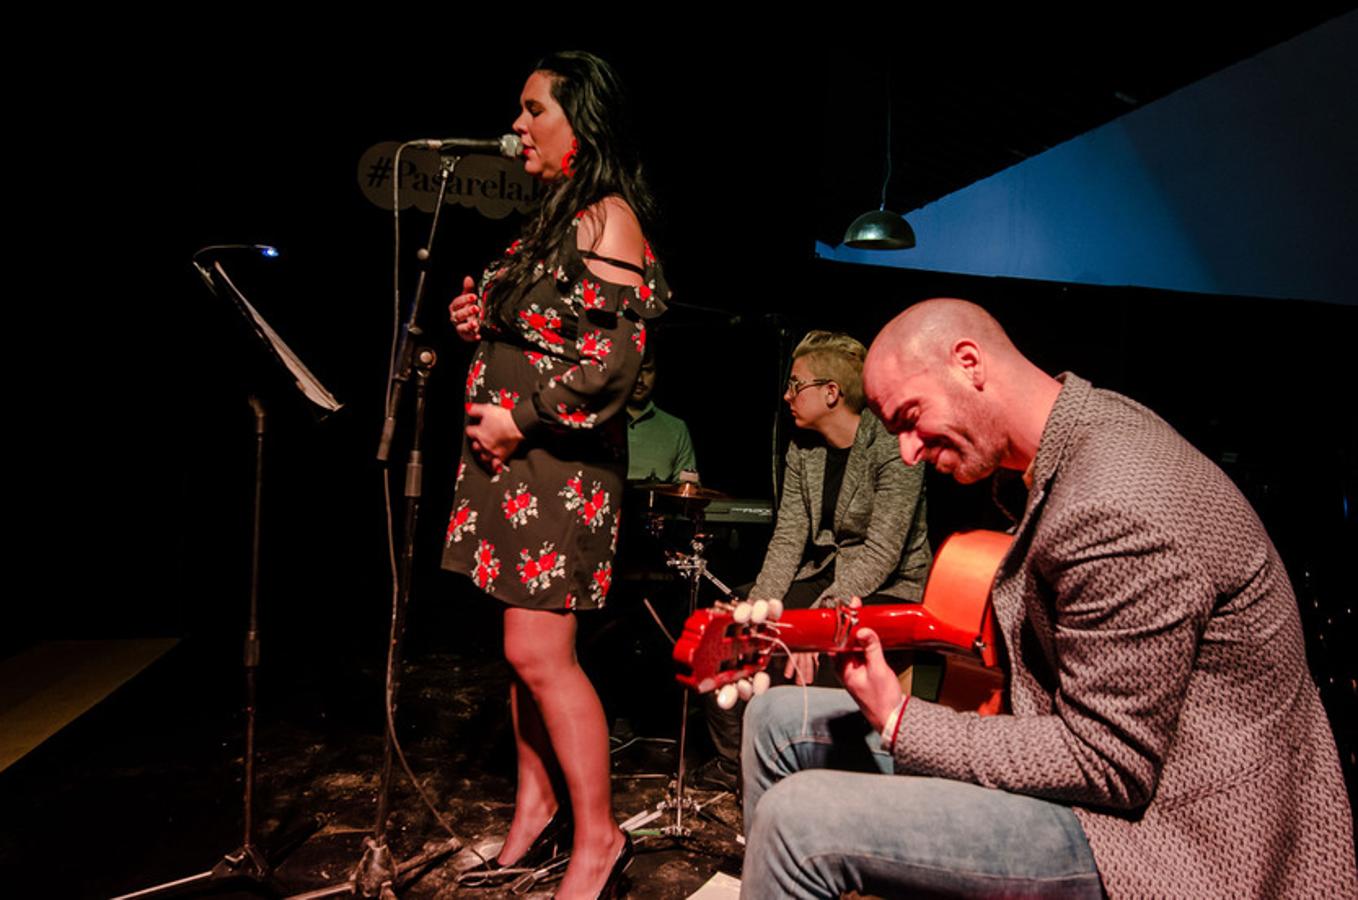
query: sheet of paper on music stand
214 262 343 415
686 871 741 899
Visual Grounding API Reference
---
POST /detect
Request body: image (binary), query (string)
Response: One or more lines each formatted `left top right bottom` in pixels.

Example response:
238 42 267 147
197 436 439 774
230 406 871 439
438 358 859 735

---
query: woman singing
443 51 666 898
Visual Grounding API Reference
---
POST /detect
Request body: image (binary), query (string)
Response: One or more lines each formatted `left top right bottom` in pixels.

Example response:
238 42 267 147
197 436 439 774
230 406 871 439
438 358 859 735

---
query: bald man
740 299 1355 899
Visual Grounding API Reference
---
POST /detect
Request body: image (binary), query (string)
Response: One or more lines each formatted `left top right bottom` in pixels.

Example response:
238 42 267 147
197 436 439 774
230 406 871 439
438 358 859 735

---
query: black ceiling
808 10 1354 245
57 11 1358 311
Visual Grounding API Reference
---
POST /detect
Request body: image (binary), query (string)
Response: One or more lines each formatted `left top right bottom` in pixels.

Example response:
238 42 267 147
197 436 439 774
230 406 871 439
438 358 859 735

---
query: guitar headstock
673 600 785 707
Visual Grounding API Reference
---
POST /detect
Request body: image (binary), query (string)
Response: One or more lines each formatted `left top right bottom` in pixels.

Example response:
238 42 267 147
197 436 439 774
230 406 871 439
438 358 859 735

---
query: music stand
111 247 341 899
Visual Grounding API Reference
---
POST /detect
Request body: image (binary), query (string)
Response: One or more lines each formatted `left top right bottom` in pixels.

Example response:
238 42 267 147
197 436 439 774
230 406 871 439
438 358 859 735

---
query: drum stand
620 499 739 842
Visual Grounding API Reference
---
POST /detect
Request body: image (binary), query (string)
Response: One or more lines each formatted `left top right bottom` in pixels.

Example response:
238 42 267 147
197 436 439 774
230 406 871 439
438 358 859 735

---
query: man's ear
952 339 986 390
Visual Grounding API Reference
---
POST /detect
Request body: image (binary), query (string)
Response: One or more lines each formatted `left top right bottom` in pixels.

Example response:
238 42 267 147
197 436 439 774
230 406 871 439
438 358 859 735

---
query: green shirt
627 402 697 482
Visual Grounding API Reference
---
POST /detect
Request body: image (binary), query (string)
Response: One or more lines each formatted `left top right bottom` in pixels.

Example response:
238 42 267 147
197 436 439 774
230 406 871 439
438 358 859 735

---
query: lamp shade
842 209 916 250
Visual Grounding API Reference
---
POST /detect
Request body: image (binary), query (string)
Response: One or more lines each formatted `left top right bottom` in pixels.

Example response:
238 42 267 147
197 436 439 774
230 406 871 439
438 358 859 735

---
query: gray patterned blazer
751 411 931 605
891 374 1356 897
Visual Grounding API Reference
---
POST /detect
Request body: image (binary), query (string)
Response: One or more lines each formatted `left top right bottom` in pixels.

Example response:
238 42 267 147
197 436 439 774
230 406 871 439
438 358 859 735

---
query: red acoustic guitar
673 529 1013 715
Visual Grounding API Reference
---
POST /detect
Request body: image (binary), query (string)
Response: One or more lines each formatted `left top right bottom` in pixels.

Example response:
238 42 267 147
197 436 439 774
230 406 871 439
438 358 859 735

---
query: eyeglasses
786 376 833 396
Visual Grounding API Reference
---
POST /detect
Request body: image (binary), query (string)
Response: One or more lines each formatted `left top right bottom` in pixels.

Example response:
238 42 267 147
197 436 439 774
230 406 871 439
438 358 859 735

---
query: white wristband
879 695 910 751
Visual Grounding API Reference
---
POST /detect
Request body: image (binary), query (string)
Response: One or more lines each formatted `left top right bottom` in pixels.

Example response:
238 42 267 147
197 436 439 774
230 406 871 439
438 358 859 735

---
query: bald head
863 298 1061 480
865 298 1017 385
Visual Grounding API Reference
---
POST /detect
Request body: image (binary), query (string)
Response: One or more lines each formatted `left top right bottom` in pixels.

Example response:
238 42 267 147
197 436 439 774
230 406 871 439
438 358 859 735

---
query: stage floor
0 608 745 898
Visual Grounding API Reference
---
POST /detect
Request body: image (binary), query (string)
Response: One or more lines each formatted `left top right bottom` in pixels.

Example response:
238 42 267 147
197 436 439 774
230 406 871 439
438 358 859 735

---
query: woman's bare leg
503 607 625 898
495 673 563 864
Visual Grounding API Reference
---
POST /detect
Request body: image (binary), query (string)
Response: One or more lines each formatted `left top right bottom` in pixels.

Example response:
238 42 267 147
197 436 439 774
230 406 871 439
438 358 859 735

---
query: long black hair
493 50 658 297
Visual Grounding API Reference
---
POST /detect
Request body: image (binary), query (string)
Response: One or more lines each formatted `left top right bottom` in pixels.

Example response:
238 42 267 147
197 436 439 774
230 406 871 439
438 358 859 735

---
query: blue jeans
741 686 1103 899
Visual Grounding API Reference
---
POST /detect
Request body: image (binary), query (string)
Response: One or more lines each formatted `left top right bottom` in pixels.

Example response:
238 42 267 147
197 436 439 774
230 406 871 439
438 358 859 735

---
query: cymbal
649 482 729 501
629 479 673 492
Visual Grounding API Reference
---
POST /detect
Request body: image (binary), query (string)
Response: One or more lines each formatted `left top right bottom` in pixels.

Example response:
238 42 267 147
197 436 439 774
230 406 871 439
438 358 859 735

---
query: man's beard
946 384 1006 484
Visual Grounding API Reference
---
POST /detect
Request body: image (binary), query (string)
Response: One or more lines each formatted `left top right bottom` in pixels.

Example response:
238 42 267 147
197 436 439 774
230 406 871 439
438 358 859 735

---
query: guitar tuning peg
716 683 739 710
767 598 784 621
751 599 769 624
752 671 771 695
736 678 754 701
733 602 753 625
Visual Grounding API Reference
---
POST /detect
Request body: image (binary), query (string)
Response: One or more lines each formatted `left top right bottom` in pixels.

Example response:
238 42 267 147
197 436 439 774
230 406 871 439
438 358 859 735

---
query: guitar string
753 632 812 736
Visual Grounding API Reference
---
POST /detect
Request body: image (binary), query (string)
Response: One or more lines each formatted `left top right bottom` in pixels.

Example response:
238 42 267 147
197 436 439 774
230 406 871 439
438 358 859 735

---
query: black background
18 21 1355 669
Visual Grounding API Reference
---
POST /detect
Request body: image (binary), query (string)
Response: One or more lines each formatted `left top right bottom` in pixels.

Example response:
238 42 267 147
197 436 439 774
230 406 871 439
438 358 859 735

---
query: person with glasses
698 330 930 791
758 329 931 675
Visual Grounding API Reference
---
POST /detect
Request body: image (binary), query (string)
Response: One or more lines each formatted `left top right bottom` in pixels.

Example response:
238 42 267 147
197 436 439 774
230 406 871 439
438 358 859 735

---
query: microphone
412 134 522 158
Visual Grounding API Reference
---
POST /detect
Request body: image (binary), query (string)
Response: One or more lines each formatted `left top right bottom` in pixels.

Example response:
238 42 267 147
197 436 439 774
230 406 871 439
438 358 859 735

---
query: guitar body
673 529 1013 715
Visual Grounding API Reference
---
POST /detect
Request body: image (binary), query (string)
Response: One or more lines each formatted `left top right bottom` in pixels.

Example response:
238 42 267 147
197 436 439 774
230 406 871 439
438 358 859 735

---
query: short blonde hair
793 330 868 411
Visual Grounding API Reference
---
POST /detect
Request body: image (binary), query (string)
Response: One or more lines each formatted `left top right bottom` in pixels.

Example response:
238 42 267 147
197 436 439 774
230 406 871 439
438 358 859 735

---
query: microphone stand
293 147 464 900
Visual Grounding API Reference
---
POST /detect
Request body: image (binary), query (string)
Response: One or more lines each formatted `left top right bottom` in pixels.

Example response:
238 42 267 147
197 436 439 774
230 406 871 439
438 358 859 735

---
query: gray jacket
751 411 931 605
891 374 1356 897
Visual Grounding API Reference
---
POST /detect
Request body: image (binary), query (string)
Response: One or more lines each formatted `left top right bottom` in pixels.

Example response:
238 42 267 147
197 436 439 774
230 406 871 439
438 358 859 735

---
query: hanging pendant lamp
842 79 915 250
843 208 915 249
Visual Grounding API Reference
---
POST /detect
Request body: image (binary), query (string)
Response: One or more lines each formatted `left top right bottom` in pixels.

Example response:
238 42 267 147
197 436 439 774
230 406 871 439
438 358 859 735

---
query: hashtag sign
366 156 394 188
357 142 541 218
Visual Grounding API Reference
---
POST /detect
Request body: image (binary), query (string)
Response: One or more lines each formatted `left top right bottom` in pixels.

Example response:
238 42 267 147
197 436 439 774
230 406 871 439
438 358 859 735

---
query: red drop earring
561 138 579 178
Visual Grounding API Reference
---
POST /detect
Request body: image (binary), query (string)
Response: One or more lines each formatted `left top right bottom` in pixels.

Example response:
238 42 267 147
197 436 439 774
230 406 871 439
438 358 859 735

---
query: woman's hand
449 276 482 342
466 403 523 469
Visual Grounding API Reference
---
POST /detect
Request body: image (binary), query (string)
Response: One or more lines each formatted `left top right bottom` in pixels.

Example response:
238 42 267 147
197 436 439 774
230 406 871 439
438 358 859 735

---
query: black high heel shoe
465 806 573 875
594 832 634 900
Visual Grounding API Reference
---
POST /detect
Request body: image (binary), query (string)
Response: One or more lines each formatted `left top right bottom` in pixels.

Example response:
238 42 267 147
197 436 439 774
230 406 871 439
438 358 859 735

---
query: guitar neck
771 605 982 656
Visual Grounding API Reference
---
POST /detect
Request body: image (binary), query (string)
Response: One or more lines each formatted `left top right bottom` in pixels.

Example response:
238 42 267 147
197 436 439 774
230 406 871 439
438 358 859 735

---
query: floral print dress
442 214 669 609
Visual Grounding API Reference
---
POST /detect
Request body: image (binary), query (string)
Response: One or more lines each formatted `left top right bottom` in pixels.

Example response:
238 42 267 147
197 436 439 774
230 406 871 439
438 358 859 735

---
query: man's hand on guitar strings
834 600 905 732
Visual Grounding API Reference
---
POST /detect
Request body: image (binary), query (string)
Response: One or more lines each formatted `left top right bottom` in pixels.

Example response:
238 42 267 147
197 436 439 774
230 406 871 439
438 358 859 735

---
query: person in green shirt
626 347 697 483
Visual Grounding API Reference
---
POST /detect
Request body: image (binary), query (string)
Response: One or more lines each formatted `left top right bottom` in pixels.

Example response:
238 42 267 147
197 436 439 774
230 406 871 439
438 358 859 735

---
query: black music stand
111 246 342 899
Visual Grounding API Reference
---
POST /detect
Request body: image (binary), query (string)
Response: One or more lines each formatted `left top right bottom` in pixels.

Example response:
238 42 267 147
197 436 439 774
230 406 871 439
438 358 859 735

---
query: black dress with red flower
442 215 669 609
